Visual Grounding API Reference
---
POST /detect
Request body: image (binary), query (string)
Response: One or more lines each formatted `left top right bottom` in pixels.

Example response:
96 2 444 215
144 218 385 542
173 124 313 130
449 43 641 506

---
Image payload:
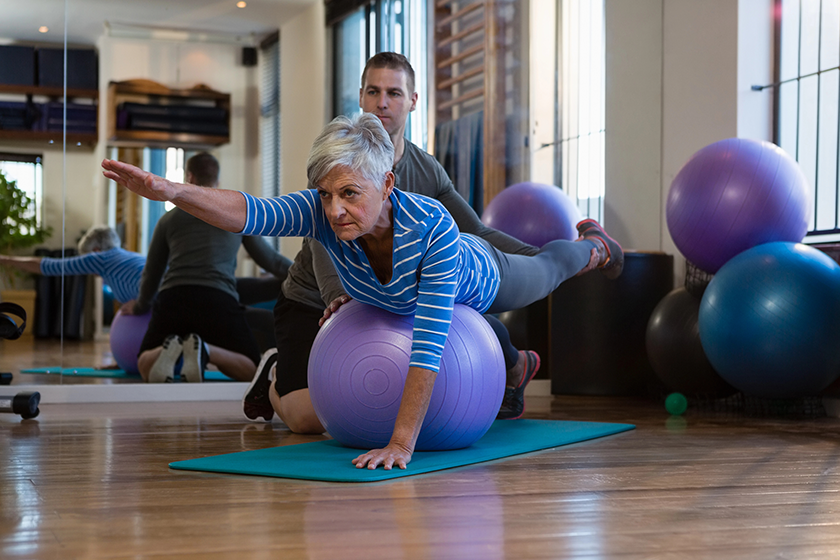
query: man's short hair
361 52 416 94
186 152 220 187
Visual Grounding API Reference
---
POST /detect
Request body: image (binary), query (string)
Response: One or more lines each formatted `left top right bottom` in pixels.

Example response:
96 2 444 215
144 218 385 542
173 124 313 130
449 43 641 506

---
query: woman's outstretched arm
351 365 437 470
0 255 43 274
101 159 248 233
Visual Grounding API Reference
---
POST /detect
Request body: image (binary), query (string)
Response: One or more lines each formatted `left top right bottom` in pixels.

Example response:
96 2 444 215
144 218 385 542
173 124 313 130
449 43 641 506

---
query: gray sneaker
181 333 208 383
149 335 182 383
576 219 625 279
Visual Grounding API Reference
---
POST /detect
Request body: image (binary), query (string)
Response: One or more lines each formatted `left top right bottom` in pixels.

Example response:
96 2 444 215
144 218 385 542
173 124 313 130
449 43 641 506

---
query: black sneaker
576 219 625 279
243 348 278 422
149 334 182 383
181 333 208 383
497 350 541 420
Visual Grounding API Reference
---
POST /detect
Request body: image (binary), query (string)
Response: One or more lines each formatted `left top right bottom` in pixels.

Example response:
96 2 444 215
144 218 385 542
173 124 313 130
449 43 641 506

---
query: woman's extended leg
484 221 624 314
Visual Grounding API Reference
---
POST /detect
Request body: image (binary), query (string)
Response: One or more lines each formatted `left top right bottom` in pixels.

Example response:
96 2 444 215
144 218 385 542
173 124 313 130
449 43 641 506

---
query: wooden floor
3 340 840 558
0 336 128 386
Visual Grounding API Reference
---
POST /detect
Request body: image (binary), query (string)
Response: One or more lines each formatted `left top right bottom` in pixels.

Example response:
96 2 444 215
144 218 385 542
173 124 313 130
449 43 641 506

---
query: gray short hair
306 113 395 189
78 226 121 254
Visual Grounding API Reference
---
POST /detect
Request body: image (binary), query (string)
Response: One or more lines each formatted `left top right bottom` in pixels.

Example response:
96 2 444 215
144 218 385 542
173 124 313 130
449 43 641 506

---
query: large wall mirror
0 0 321 399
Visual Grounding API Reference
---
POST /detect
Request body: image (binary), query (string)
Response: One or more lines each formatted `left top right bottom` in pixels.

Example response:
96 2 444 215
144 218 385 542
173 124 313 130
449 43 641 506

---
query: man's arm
310 239 346 306
432 167 540 256
241 236 293 280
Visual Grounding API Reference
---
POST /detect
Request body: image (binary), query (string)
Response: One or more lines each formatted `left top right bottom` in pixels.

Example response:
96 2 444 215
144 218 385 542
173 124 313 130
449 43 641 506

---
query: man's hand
119 300 137 316
320 295 352 326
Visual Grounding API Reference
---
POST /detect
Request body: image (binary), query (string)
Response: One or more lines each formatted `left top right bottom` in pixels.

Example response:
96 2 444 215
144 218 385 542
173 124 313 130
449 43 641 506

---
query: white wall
96 35 262 209
604 0 663 253
737 0 775 141
278 1 327 259
604 0 774 280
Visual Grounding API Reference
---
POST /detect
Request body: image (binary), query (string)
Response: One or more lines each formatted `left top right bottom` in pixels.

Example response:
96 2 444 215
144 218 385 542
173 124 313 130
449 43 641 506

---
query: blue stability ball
698 242 840 397
481 182 582 247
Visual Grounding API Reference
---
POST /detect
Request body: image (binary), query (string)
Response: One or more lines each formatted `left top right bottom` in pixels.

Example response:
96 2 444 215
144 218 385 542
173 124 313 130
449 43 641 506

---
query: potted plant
0 168 52 332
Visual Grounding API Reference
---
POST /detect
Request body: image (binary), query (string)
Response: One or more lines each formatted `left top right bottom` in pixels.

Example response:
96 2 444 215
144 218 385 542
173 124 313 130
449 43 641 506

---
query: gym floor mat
20 367 234 381
170 419 635 482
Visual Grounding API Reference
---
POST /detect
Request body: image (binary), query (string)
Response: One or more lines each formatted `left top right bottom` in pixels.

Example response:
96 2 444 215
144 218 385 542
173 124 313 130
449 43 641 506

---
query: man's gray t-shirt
136 207 290 313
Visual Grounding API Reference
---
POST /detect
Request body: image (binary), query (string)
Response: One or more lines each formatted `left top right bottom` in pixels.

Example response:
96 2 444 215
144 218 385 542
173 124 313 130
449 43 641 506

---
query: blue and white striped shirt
40 248 146 304
239 188 500 372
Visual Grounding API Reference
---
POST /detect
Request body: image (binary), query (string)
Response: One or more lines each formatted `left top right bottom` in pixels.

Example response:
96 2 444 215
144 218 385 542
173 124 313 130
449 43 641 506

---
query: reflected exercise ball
109 310 152 376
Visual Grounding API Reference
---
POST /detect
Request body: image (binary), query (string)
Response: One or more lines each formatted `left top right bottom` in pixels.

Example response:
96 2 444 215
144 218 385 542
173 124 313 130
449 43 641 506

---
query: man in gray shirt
243 53 598 431
126 152 290 383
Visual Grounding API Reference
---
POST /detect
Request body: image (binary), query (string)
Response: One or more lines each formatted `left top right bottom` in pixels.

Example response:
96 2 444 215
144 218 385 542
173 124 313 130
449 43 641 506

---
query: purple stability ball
308 300 505 451
109 310 152 375
666 138 810 273
481 182 582 247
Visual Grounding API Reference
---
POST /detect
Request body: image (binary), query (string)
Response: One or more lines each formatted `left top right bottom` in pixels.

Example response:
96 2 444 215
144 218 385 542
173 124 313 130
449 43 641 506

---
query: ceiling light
237 1 246 7
39 26 49 33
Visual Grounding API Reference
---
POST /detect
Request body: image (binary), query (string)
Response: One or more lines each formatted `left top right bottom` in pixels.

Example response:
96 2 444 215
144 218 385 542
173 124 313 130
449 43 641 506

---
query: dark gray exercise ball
646 287 735 397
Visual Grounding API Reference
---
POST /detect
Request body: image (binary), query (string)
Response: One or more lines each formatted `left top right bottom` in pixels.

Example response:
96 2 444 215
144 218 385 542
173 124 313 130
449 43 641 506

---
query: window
261 34 281 200
776 0 840 239
139 147 184 255
531 0 605 222
0 152 44 231
331 0 428 148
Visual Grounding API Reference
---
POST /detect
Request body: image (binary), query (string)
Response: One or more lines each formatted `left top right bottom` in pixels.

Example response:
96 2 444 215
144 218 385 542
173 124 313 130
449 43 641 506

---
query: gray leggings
481 238 596 314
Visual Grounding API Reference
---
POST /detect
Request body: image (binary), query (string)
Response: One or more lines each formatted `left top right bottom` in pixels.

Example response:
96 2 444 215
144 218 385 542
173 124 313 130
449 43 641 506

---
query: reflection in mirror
1 0 317 397
0 0 73 385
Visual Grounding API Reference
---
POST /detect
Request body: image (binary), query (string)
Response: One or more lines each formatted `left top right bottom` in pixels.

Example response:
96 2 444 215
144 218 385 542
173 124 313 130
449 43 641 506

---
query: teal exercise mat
20 367 234 381
169 419 635 482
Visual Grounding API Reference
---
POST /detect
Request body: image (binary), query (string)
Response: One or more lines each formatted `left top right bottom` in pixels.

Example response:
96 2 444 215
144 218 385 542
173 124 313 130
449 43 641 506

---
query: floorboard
2 342 840 558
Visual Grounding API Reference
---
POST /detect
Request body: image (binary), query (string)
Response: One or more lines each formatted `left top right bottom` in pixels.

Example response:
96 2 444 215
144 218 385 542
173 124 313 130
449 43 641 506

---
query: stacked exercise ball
649 137 840 401
109 310 152 376
666 138 809 274
645 287 735 397
698 242 840 397
481 182 582 247
308 300 505 450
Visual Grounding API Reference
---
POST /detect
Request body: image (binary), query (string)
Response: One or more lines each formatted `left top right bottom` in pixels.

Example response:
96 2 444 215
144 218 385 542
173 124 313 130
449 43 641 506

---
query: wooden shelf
108 130 229 149
0 130 97 146
0 84 99 99
0 84 98 147
107 79 230 149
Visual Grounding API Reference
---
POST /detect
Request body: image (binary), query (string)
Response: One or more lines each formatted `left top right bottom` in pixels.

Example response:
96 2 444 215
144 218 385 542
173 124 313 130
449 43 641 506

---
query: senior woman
101 113 623 470
0 225 145 304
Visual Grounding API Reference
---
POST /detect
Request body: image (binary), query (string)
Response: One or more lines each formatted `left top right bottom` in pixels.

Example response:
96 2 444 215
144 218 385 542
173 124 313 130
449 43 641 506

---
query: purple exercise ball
666 138 810 273
110 310 152 376
481 182 582 247
308 300 505 451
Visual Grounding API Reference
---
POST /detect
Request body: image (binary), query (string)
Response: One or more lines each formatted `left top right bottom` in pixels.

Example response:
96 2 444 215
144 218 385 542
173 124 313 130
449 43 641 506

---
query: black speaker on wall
0 45 35 86
38 48 98 90
242 47 257 67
